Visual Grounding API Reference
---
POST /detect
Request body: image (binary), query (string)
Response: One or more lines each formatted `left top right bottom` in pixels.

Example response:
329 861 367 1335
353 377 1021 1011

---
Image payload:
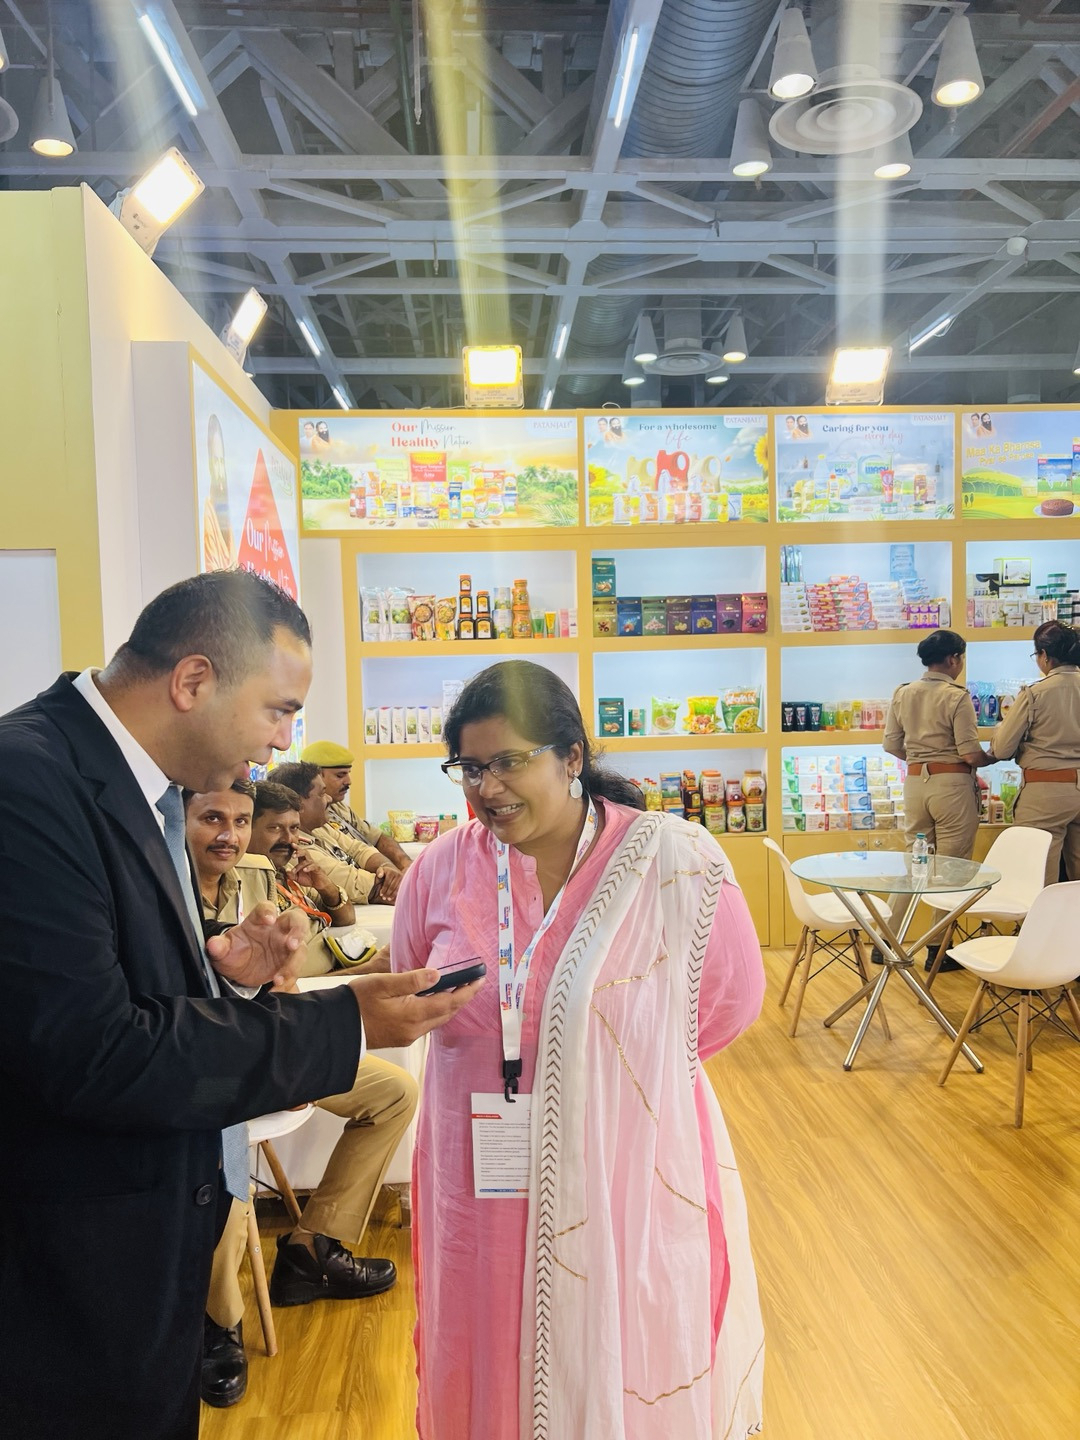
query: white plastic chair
938 881 1080 1127
246 1106 315 1356
764 838 888 1039
923 826 1053 989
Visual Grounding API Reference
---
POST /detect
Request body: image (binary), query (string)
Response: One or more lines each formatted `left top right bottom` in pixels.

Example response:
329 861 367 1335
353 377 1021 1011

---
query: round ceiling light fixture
770 69 922 155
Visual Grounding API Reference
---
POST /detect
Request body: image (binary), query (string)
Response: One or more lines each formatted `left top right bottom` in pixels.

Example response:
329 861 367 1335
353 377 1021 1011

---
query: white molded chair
246 1106 315 1357
938 881 1080 1127
924 826 1053 989
764 838 888 1039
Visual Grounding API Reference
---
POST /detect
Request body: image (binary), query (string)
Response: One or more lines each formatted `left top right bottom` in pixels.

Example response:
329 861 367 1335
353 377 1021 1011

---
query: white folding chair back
949 880 1080 990
926 826 1052 922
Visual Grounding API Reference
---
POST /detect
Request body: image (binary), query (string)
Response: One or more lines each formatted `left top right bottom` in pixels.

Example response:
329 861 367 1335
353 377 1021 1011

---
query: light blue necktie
156 785 248 1200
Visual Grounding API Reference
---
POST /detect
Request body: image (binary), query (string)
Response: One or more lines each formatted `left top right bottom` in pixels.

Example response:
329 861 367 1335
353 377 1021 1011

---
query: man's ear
169 655 216 713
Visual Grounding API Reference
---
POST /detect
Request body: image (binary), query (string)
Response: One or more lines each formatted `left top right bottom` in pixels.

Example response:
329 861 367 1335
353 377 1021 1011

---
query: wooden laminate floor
201 948 1080 1439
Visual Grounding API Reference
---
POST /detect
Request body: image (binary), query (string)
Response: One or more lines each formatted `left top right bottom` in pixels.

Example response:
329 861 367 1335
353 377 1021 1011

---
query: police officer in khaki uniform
884 629 992 858
185 782 415 1411
301 739 414 874
991 619 1080 884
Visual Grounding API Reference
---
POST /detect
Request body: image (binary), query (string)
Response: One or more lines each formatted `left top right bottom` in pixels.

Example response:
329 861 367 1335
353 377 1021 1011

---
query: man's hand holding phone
349 964 485 1048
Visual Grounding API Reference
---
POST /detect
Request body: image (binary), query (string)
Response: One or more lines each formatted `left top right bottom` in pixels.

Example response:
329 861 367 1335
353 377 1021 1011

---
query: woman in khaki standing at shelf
990 619 1080 884
883 629 993 863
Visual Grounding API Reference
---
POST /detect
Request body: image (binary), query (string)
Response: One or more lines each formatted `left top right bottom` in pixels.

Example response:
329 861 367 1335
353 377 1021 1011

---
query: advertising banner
585 411 769 526
192 358 301 598
297 412 579 530
775 410 954 522
960 408 1080 519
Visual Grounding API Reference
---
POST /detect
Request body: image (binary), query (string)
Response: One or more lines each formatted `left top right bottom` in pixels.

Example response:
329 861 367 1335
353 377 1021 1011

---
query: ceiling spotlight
705 367 730 386
29 22 76 159
933 14 984 108
463 344 524 407
621 344 646 387
632 313 658 365
722 314 749 365
730 99 772 178
871 133 913 180
110 148 204 254
827 346 891 405
220 287 268 363
769 8 817 102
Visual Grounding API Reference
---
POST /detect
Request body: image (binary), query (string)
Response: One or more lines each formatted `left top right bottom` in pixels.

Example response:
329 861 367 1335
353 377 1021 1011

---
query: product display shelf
599 734 766 752
781 729 886 747
332 499 1073 949
356 638 581 659
779 629 918 647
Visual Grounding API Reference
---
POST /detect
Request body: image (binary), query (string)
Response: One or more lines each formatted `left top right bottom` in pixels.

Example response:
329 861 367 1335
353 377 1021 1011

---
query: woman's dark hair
916 629 966 667
444 660 645 810
1033 619 1080 666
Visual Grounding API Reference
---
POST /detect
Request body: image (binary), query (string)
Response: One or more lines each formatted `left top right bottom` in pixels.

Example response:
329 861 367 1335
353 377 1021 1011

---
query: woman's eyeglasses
441 745 555 787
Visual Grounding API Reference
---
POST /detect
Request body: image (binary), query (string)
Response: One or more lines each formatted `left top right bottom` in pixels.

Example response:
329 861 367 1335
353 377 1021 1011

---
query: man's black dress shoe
924 944 962 973
269 1233 397 1307
201 1314 247 1408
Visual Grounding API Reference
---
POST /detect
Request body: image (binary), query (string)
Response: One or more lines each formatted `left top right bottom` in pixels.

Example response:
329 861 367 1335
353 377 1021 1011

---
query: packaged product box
740 593 769 633
801 793 827 811
847 793 873 812
592 557 617 598
795 755 819 774
842 755 868 775
844 775 869 793
404 706 419 744
642 596 668 636
628 707 646 736
804 813 829 832
819 774 845 794
430 706 444 743
364 708 378 743
442 680 463 717
593 599 618 638
819 756 842 775
417 706 431 744
782 812 807 832
781 794 803 813
391 707 406 744
715 595 742 633
616 597 643 637
826 809 851 829
666 596 692 636
597 697 625 737
690 595 717 634
378 707 392 745
994 557 1031 587
850 812 875 830
659 772 682 801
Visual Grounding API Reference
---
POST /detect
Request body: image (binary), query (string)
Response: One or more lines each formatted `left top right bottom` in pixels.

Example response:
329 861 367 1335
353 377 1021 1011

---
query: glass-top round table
789 851 1002 1072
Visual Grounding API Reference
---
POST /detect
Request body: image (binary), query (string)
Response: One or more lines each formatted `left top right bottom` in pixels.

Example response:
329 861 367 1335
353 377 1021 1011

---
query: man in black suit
0 570 479 1440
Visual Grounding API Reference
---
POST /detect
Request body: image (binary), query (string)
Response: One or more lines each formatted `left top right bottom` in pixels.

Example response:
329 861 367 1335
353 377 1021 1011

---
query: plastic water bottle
912 833 930 883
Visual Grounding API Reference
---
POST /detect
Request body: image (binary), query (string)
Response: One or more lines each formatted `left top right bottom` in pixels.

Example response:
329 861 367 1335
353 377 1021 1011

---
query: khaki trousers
206 1055 418 1328
901 771 980 858
1014 780 1080 884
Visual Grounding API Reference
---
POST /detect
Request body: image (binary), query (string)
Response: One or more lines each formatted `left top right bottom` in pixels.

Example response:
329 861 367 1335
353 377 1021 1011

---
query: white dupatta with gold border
518 812 764 1440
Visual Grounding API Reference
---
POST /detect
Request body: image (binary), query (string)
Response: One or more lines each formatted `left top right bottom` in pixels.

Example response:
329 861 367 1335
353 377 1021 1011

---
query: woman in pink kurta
392 662 765 1439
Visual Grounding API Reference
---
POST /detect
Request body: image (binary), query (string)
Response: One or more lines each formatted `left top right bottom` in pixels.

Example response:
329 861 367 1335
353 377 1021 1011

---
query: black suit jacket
0 676 363 1440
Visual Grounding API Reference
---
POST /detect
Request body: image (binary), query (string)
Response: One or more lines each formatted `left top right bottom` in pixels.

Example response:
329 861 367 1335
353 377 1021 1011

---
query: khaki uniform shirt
883 672 980 764
299 826 378 905
990 665 1080 770
326 799 382 849
199 854 277 925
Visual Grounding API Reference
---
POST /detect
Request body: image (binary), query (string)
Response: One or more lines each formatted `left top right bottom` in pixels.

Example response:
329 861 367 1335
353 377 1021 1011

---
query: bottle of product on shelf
475 590 494 640
493 587 513 640
511 578 532 640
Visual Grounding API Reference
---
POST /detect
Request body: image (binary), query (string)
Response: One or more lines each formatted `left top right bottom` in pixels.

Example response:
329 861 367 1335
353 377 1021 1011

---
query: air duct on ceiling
561 0 777 401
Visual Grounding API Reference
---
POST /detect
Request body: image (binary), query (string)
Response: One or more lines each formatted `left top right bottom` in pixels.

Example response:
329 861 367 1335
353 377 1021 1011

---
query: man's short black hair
183 778 256 810
252 781 303 820
110 571 311 689
266 761 319 800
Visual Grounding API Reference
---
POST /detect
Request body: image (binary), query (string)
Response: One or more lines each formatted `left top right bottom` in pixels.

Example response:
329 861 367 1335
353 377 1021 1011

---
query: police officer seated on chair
185 784 417 1411
302 739 413 875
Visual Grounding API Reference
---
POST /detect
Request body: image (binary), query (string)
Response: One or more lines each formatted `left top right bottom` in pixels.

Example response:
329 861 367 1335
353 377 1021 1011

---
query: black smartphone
416 960 487 996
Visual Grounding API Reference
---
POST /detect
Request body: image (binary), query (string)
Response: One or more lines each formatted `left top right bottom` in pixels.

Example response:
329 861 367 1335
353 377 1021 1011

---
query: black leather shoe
871 949 884 965
201 1314 247 1408
269 1233 397 1307
925 946 963 973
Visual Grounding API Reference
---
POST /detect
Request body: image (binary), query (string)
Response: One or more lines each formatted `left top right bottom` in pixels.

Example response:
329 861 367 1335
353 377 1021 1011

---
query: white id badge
470 1092 532 1199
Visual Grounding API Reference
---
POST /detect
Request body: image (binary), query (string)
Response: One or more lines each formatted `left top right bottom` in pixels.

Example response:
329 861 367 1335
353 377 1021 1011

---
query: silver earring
569 774 583 800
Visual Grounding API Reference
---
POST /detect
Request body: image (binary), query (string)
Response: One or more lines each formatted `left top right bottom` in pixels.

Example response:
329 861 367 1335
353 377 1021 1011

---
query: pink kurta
392 800 764 1440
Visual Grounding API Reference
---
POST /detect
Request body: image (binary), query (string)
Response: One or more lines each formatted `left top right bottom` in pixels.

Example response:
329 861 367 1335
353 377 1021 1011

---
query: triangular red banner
235 449 299 598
